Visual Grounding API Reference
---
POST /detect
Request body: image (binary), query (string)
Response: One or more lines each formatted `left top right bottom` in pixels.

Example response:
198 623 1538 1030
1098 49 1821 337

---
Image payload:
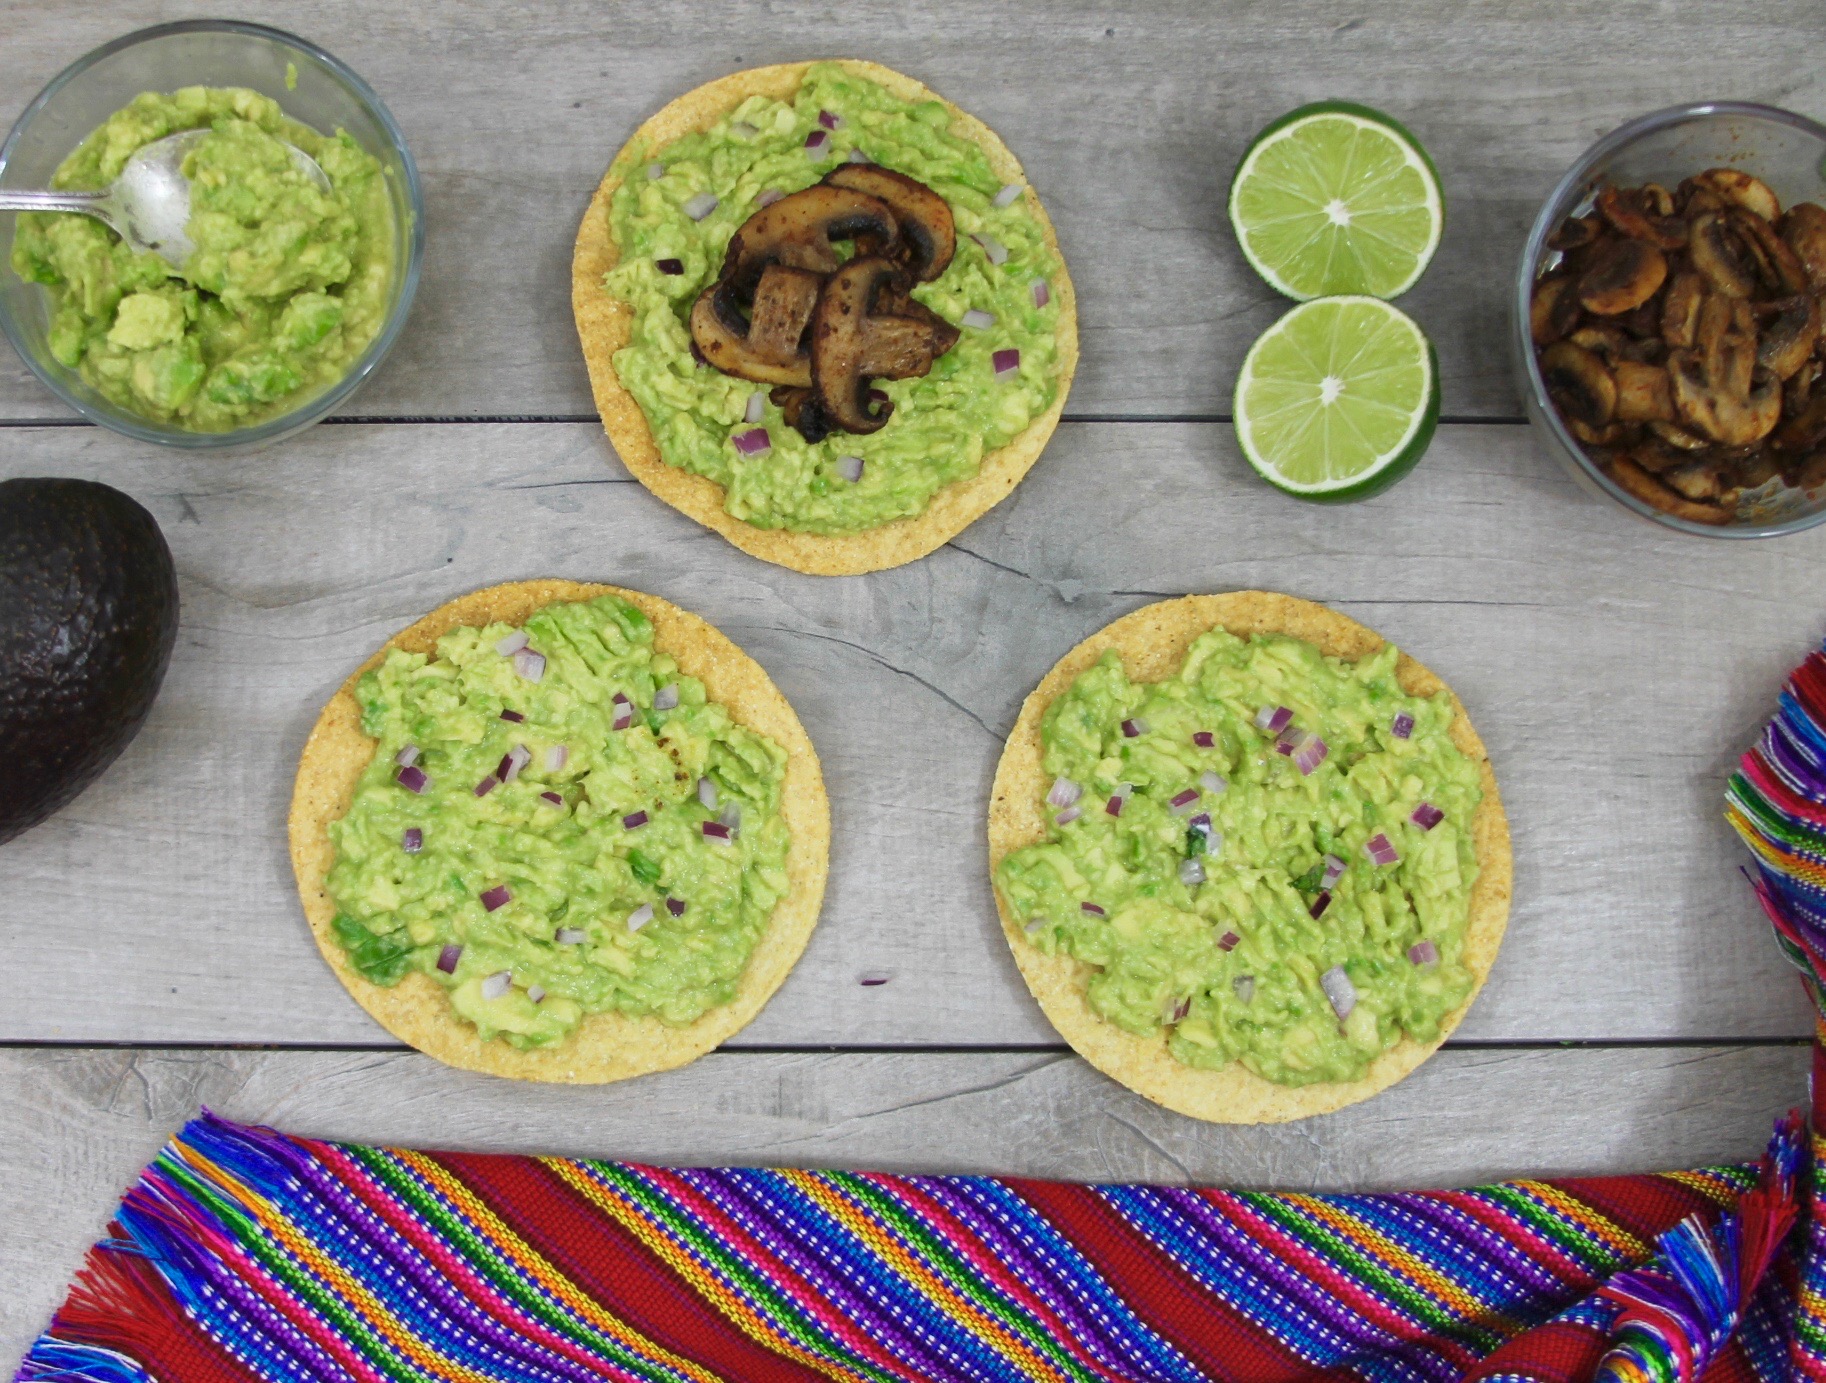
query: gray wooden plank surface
3 0 1825 422
0 1042 1807 1371
1 418 1817 1046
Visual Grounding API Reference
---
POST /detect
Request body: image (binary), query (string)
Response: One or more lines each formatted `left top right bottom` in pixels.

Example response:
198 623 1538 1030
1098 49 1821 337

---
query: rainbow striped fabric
20 640 1826 1383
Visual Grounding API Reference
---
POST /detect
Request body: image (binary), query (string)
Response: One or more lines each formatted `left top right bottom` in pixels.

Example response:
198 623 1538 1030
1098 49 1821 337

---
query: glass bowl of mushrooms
1515 102 1826 537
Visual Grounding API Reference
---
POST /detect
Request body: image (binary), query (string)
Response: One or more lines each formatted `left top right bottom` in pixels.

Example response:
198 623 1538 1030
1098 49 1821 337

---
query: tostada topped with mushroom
573 61 1078 575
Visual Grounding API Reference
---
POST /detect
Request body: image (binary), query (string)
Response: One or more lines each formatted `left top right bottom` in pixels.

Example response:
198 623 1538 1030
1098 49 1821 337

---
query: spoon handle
0 190 110 214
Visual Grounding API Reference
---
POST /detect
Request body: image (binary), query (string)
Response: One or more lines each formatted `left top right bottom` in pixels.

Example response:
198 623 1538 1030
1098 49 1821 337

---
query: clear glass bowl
1513 102 1826 538
0 20 424 449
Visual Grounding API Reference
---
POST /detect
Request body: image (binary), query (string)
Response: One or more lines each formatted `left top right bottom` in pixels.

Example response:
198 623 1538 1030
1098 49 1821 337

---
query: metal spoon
0 130 332 270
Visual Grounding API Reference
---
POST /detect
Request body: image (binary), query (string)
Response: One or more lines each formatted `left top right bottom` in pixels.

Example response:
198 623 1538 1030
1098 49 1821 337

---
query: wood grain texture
1 0 1823 421
0 1043 1808 1371
0 418 1817 1046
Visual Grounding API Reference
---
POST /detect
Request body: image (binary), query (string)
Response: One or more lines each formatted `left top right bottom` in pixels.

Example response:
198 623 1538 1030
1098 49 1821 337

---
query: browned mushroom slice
1756 294 1822 380
1577 238 1667 315
1595 185 1686 250
810 257 917 434
1669 352 1782 450
1731 450 1782 490
1732 210 1811 295
1662 459 1725 501
1786 358 1822 416
746 266 823 366
768 385 834 444
1540 340 1617 429
1613 359 1673 422
1547 214 1602 251
1530 275 1582 345
823 165 956 282
1691 168 1782 223
1605 453 1733 524
1661 271 1706 348
689 289 815 387
1774 387 1826 454
718 185 899 289
1688 212 1758 298
1782 451 1826 490
1569 324 1630 360
1649 418 1713 453
1779 203 1826 290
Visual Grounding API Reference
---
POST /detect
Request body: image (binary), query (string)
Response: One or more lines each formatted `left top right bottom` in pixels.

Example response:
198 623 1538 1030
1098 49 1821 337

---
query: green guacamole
326 596 792 1050
10 87 395 432
996 631 1484 1087
603 63 1065 535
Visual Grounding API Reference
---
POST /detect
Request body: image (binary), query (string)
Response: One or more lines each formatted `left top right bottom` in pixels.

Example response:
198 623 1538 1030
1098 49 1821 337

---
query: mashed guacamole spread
325 595 791 1050
996 630 1483 1087
603 63 1064 534
10 87 394 431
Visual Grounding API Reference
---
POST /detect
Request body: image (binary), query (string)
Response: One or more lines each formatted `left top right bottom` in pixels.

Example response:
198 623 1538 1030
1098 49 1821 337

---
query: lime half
1234 295 1438 501
1229 102 1443 300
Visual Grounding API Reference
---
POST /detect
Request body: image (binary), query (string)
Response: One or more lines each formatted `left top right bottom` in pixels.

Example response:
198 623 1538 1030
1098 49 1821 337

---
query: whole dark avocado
0 478 178 845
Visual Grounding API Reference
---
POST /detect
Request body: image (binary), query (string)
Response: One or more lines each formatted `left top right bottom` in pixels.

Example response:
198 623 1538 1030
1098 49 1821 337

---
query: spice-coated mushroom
823 164 957 282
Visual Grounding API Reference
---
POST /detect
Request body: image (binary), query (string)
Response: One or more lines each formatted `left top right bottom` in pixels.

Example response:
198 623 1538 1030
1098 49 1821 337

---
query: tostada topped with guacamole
10 87 394 432
989 593 1510 1124
289 581 829 1084
574 60 1078 575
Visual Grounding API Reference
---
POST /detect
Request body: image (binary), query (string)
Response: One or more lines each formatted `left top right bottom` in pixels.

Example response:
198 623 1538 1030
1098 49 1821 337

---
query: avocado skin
0 478 179 845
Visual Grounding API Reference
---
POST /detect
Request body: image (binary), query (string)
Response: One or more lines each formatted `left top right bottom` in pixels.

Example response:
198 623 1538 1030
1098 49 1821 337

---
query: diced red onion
719 803 743 834
1105 791 1126 818
847 148 869 164
1294 735 1329 777
1192 730 1215 749
804 130 829 156
732 426 771 457
666 897 686 918
499 710 524 724
623 810 649 830
402 827 423 853
555 927 586 945
1199 771 1228 795
496 630 529 656
1218 931 1240 952
702 821 733 842
697 776 718 809
859 972 891 986
395 744 420 768
627 903 654 932
1081 901 1105 916
1322 853 1346 888
481 971 512 1001
818 109 842 130
993 183 1024 207
1169 788 1201 814
612 693 634 731
1233 974 1256 1003
1165 997 1191 1024
1179 857 1205 885
1030 278 1050 309
745 391 766 424
1391 712 1415 740
501 744 531 783
546 745 569 772
1320 965 1356 1020
436 943 461 974
1054 806 1082 826
1025 916 1047 933
961 308 996 330
1410 802 1444 831
730 120 758 139
540 791 563 807
480 884 511 912
1275 726 1308 757
1121 717 1148 738
396 765 429 794
1309 890 1332 919
971 233 1009 265
654 683 680 712
527 985 546 1004
1255 705 1293 734
1189 811 1212 831
1364 833 1400 867
513 649 545 683
646 162 665 181
1205 830 1225 858
473 776 498 798
992 348 1020 379
837 454 864 483
1408 939 1439 967
683 192 718 221
1047 777 1081 808
755 188 784 208
657 257 684 276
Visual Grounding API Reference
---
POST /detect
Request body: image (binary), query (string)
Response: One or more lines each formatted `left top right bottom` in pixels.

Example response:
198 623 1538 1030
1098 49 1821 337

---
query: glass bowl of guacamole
0 20 424 447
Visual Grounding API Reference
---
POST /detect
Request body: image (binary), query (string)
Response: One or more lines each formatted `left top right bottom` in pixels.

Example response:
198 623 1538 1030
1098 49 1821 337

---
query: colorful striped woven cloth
20 640 1826 1383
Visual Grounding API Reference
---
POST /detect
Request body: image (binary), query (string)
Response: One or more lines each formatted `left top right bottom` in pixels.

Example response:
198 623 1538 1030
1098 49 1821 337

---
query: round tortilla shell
987 592 1511 1124
289 579 830 1083
572 59 1079 576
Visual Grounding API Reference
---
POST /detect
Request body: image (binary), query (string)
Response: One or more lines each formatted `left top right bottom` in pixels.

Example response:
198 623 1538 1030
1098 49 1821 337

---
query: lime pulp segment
1234 296 1437 497
1229 105 1443 301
